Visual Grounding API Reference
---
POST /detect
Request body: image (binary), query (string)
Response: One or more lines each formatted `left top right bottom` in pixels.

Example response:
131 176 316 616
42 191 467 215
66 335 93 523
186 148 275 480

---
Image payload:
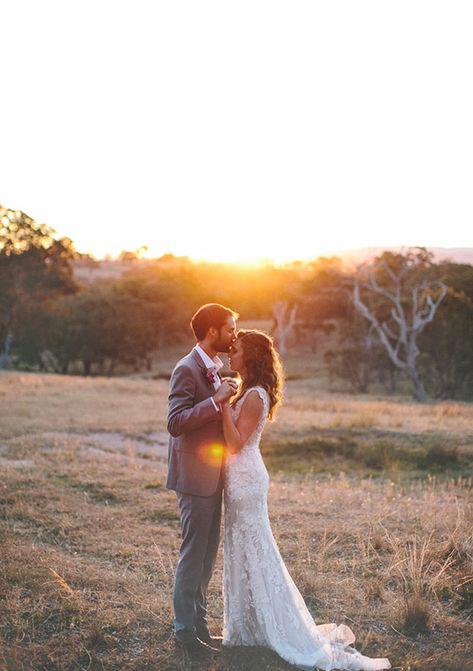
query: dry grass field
1 369 473 671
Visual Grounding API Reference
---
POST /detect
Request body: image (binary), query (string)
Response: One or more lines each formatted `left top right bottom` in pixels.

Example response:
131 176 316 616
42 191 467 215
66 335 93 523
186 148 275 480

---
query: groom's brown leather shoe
174 630 220 656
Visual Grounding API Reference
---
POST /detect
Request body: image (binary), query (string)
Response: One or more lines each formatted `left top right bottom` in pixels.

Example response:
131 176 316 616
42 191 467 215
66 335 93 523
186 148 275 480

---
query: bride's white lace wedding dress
223 386 391 671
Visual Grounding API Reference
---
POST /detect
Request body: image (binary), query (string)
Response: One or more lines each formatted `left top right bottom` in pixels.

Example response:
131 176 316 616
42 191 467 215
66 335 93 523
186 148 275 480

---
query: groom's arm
167 364 218 438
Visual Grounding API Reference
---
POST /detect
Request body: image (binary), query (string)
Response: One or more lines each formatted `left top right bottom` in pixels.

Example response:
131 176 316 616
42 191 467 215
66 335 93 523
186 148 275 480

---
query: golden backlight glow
197 443 225 467
83 228 337 266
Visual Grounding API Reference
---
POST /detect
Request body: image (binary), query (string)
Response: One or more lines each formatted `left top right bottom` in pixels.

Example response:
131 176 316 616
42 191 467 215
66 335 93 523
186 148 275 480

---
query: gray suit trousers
173 484 223 633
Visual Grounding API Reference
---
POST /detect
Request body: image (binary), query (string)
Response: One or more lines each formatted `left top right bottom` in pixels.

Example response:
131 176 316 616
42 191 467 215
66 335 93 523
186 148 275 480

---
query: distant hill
73 248 473 283
334 247 473 267
73 257 156 284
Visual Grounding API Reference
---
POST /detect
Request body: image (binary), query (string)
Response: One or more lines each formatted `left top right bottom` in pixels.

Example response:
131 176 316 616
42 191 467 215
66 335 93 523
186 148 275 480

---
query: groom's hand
213 379 238 403
221 376 239 390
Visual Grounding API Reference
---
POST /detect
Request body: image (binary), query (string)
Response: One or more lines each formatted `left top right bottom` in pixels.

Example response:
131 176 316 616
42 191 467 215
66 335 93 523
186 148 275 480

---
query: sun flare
197 443 225 467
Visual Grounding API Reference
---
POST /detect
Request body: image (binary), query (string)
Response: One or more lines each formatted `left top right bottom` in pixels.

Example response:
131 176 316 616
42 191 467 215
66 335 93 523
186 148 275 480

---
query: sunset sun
81 223 344 266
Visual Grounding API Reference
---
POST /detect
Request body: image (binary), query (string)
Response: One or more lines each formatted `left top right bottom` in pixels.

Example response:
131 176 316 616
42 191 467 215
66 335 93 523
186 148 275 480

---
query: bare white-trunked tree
352 250 447 401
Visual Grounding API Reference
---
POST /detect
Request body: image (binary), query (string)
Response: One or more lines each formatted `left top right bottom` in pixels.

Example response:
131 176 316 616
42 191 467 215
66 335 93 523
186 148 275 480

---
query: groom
166 303 238 655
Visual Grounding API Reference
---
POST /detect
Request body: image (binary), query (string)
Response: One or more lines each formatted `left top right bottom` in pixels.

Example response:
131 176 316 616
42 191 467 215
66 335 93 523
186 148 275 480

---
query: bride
220 330 391 671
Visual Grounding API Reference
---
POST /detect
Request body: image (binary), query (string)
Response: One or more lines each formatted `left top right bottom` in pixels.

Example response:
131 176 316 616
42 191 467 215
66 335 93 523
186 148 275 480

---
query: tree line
1 204 473 401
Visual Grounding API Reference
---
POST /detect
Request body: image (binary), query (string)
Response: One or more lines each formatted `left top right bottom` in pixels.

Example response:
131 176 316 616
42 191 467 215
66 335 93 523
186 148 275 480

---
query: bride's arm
221 391 264 454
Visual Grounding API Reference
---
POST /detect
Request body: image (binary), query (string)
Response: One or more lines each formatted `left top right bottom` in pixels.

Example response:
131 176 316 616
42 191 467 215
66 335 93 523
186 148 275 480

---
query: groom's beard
214 339 232 353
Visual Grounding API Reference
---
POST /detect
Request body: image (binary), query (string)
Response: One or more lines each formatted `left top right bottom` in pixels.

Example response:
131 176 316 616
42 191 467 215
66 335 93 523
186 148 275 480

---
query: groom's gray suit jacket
166 349 224 496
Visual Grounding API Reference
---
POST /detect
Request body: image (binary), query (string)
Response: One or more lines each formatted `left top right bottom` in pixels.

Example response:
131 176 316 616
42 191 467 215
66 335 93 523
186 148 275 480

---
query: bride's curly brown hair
230 329 284 419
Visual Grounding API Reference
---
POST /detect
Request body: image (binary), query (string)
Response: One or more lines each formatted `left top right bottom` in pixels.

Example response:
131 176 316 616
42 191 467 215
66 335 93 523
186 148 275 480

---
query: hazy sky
2 1 473 263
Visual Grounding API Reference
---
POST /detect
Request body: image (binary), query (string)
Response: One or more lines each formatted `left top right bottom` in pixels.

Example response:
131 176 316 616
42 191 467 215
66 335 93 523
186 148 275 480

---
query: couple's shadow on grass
173 644 301 671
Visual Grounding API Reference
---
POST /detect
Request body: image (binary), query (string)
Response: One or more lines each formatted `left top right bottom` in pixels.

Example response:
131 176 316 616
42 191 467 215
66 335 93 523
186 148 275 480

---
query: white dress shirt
194 344 223 412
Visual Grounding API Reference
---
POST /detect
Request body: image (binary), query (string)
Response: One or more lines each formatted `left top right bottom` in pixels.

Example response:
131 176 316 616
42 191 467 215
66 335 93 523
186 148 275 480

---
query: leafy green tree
419 263 473 399
296 257 347 352
0 205 77 366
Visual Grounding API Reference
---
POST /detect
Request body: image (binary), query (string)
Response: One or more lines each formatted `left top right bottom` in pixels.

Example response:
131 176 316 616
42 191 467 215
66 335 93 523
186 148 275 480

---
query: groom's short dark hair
191 303 239 341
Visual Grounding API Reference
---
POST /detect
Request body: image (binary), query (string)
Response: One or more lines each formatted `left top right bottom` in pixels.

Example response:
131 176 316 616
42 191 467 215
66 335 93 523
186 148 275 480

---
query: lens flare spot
197 442 224 467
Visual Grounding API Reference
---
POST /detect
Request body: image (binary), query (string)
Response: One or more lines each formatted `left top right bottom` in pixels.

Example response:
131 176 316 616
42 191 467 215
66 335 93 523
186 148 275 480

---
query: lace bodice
231 385 269 451
224 386 270 506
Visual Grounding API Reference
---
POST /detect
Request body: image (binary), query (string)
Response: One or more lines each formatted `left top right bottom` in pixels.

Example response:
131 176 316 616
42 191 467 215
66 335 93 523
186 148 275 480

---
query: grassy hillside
1 371 472 671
